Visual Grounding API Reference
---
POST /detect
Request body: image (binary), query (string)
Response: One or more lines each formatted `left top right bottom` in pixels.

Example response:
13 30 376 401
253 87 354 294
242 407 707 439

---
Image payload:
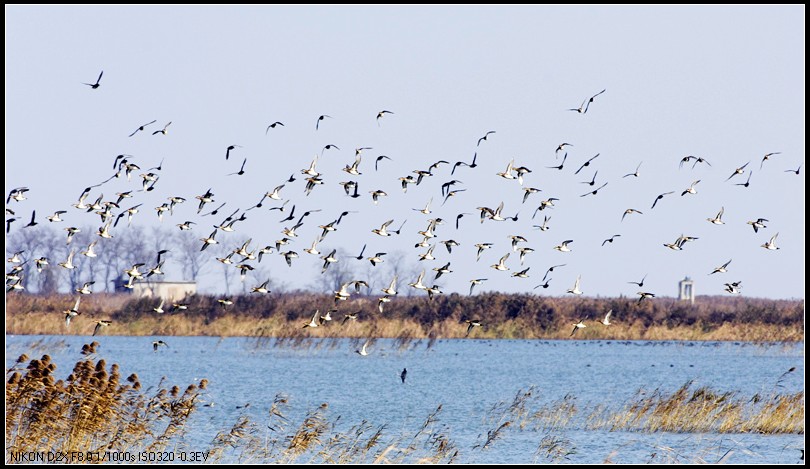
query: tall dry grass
5 343 205 459
6 292 804 342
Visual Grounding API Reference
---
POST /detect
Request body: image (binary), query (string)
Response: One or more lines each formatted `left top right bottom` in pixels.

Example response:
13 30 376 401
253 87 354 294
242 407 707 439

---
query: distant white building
678 276 695 303
112 277 196 301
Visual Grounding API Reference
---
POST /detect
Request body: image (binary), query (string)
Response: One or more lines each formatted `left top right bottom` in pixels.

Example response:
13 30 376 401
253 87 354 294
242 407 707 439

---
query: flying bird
601 234 621 246
710 259 732 275
228 158 248 176
83 70 103 89
542 264 565 282
734 171 752 188
356 340 371 356
600 310 613 326
316 114 332 130
651 191 675 209
622 208 643 222
376 110 394 125
725 161 750 182
152 121 172 135
153 340 169 352
265 121 284 134
574 153 600 175
785 165 802 175
469 278 487 295
553 240 574 252
760 152 780 169
707 207 725 225
477 131 496 146
547 153 567 170
63 297 82 327
570 318 586 336
465 319 482 337
225 144 242 161
128 120 157 137
92 320 112 337
761 232 780 250
681 180 700 196
580 182 608 197
623 162 642 178
567 275 583 295
375 155 392 171
628 274 647 287
637 292 656 303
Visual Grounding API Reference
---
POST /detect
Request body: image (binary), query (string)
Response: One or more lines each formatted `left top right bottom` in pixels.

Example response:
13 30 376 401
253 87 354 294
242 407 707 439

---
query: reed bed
5 343 206 460
6 293 804 342
6 349 803 464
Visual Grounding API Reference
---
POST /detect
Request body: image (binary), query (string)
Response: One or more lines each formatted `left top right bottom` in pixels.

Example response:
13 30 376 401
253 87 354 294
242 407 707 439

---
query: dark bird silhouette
574 153 600 175
455 212 471 230
601 234 621 246
569 89 606 113
400 368 407 384
322 144 340 155
452 152 478 175
542 264 565 282
228 158 247 176
651 191 675 209
83 70 103 89
23 210 37 228
225 144 242 161
734 171 752 188
128 120 157 137
265 121 284 135
477 131 495 146
785 165 802 175
547 153 567 170
628 274 647 287
580 182 608 197
316 114 332 130
584 89 606 113
375 155 392 171
623 162 642 178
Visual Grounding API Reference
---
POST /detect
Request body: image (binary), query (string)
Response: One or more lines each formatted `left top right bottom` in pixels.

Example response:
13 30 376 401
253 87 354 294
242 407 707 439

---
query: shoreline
6 293 805 342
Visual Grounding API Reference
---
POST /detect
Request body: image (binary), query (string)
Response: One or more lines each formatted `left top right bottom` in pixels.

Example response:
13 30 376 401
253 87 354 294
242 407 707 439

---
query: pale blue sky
5 6 805 298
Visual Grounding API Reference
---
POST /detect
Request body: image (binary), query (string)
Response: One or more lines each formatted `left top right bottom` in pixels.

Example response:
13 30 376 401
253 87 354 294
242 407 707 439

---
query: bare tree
175 231 209 282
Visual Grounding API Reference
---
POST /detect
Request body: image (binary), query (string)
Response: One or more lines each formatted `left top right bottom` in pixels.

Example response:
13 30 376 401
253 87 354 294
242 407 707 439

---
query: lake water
6 336 805 464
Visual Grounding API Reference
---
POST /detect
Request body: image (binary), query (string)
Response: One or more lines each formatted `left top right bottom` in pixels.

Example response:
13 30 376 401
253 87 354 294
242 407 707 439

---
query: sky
4 6 806 299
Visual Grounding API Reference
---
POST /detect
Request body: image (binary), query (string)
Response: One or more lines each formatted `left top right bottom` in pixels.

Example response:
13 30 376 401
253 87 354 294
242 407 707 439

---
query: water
6 336 805 464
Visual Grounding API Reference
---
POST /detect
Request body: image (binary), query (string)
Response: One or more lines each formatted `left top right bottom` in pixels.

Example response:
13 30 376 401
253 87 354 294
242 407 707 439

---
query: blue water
6 336 805 464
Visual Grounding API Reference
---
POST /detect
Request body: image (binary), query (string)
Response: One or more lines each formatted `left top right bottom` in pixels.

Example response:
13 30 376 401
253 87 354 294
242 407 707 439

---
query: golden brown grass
6 293 804 342
586 380 804 434
5 344 205 459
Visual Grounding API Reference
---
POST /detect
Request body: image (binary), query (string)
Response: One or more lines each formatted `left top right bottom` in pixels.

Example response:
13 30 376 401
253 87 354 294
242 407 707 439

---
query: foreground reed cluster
5 345 205 458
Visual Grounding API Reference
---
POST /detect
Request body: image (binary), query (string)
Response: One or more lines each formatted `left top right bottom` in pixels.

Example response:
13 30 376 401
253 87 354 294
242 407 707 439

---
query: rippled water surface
6 336 804 464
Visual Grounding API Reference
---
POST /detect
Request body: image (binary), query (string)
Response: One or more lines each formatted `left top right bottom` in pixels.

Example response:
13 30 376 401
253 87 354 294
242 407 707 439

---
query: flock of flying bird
5 74 801 347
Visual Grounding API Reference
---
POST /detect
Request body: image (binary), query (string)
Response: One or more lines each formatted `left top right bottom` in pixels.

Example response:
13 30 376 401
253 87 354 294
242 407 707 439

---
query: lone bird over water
400 368 407 384
153 340 169 352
